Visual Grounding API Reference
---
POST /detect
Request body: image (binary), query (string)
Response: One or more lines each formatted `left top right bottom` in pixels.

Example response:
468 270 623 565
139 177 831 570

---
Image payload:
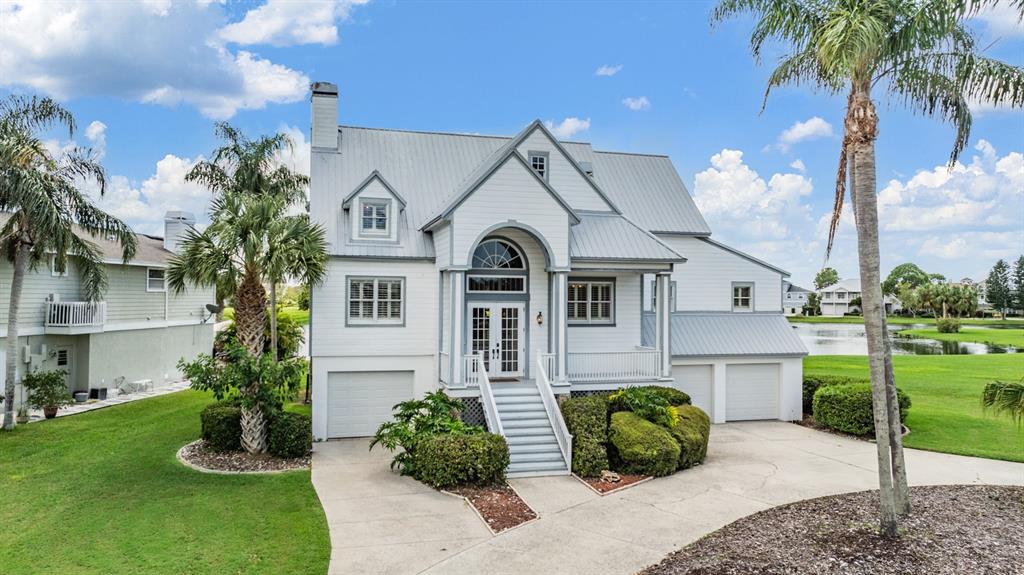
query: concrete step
492 386 540 397
503 426 556 438
496 402 546 412
502 418 551 429
505 433 558 445
493 395 542 405
509 443 562 455
508 460 568 475
510 451 565 464
500 410 548 421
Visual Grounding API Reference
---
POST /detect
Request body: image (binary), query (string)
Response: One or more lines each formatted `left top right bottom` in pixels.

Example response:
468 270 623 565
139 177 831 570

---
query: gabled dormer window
359 199 390 237
529 151 549 181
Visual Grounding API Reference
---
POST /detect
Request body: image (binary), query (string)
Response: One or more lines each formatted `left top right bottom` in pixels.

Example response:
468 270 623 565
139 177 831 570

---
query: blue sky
1 0 1022 287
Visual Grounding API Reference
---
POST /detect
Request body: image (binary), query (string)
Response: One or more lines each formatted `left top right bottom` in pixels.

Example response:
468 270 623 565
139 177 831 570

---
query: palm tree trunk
2 242 29 430
234 267 266 356
882 317 910 517
847 89 900 538
269 281 278 363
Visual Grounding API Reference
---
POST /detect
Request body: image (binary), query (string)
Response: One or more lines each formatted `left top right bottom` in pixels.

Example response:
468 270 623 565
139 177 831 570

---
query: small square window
49 255 68 277
147 268 166 292
732 283 753 311
359 199 390 237
529 152 548 180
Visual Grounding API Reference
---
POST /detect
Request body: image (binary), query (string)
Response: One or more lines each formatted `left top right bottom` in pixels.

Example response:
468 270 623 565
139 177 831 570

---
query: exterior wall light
536 311 544 326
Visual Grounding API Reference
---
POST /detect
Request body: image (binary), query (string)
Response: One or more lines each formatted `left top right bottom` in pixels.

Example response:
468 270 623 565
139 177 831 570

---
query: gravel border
176 440 310 474
639 484 1024 575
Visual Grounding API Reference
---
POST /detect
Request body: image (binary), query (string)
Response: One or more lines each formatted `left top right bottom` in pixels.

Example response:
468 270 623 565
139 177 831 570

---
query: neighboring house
783 282 811 316
307 82 806 475
1 211 215 409
818 278 901 316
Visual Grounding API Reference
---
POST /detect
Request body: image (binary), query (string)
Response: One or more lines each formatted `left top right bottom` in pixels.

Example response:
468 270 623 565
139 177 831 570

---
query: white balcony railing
566 349 661 383
45 301 106 328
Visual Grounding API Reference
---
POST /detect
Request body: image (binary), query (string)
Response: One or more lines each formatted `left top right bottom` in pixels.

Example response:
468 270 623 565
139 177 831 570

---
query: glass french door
468 303 525 378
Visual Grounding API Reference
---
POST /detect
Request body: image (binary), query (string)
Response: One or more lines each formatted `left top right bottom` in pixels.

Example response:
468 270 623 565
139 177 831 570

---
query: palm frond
711 0 824 61
982 380 1024 428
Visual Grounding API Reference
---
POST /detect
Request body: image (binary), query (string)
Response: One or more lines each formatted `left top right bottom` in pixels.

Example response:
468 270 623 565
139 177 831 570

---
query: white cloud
275 125 311 177
776 117 834 151
595 64 623 77
622 96 650 111
544 117 591 139
789 159 806 173
973 4 1024 39
84 121 107 159
218 0 369 47
0 0 315 119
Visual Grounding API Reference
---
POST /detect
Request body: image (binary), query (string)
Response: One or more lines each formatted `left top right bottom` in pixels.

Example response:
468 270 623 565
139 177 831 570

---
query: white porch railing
536 352 572 469
567 349 661 383
538 352 558 382
45 301 106 327
469 353 503 435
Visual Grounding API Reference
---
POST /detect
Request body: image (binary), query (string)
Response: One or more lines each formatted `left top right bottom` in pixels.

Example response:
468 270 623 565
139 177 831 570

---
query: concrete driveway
312 422 1024 575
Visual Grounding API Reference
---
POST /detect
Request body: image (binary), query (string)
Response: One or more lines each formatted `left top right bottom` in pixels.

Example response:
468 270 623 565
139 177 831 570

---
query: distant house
818 278 901 316
783 282 811 316
1 211 215 408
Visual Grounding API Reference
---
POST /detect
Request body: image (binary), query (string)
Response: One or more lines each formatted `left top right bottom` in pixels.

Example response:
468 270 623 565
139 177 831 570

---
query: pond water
793 323 1020 356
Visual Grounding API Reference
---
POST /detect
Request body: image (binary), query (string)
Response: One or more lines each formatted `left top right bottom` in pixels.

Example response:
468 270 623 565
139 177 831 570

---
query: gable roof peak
342 169 407 210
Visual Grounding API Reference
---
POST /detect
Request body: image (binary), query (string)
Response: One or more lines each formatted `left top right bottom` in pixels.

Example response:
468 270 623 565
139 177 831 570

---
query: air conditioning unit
21 345 31 364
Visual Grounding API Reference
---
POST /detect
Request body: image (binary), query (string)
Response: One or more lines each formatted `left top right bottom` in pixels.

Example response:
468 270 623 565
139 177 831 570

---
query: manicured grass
222 306 309 326
0 391 329 575
805 355 1024 463
896 327 1023 348
789 315 1024 327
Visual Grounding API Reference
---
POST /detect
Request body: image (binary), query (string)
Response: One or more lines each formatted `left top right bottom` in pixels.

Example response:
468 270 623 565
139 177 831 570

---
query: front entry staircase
491 382 569 477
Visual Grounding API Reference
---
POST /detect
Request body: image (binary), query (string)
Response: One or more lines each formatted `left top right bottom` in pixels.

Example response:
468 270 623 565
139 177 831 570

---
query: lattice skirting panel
459 397 487 427
570 390 612 399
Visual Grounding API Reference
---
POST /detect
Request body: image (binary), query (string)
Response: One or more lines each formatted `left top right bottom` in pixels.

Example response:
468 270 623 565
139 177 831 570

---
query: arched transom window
472 239 524 269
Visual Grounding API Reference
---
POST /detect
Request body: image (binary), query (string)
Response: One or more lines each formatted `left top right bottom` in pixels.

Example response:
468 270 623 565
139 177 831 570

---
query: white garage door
725 363 779 421
327 371 414 438
671 364 713 415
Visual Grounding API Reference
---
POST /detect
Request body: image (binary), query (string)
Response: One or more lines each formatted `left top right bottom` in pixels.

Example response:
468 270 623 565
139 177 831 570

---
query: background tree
713 0 1024 537
881 263 931 296
0 96 136 430
986 259 1011 316
1012 255 1024 314
263 214 327 361
897 283 921 317
814 267 839 290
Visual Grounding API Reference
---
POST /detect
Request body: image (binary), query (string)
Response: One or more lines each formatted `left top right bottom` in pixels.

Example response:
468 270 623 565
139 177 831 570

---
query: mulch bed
639 485 1024 575
581 473 650 494
794 415 910 441
178 440 310 473
447 484 537 533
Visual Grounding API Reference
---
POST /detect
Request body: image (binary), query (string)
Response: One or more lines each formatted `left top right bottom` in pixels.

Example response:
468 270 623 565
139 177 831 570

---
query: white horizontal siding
102 265 167 323
450 157 570 268
433 223 451 269
311 258 437 357
0 260 81 326
167 282 215 321
567 272 643 352
516 130 611 212
659 236 783 313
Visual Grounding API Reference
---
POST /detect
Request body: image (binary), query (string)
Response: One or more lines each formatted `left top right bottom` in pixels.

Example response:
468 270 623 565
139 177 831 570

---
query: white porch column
553 271 569 383
450 270 465 386
655 272 672 377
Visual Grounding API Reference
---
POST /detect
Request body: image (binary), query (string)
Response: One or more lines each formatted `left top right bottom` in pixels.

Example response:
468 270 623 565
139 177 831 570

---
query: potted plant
16 405 30 424
23 370 72 419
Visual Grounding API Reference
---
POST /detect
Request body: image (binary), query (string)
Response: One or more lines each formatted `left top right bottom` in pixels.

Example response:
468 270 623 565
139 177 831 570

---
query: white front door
468 303 525 378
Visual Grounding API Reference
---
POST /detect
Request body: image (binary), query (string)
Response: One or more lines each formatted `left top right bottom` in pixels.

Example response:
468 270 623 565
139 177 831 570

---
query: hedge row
414 433 509 488
812 383 911 436
561 395 609 477
200 401 312 458
802 375 869 414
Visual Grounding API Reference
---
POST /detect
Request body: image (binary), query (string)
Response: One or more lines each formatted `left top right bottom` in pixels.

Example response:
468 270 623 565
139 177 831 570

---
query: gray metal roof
570 213 684 262
643 312 808 357
785 282 811 294
331 124 711 258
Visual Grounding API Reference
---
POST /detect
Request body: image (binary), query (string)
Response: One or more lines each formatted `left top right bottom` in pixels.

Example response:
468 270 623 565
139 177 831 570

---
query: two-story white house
308 82 806 475
819 278 901 317
1 211 215 408
783 281 811 316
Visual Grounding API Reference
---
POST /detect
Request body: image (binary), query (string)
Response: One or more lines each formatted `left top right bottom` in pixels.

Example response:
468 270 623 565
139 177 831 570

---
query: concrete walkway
20 381 192 423
312 422 1024 575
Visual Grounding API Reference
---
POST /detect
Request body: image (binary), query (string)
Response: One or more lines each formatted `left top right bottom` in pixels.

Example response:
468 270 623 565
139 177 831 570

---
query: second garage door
725 363 779 421
327 371 414 438
671 364 713 415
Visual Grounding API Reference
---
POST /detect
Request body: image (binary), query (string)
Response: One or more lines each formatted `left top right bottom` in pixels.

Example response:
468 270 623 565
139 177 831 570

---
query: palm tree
182 123 309 358
167 146 327 452
0 96 136 430
713 0 1024 537
982 380 1024 427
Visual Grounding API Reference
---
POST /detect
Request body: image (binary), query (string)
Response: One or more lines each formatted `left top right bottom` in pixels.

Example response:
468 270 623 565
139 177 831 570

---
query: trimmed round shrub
813 383 912 436
561 395 610 477
414 432 509 488
268 412 312 458
802 375 868 414
643 385 691 407
936 317 961 333
608 386 679 428
608 411 679 477
670 405 710 470
200 401 242 452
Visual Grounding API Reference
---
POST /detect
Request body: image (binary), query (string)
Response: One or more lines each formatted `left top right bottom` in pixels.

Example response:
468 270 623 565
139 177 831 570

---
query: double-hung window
732 282 753 311
568 280 614 325
359 199 390 237
348 277 404 324
147 268 166 292
529 151 548 181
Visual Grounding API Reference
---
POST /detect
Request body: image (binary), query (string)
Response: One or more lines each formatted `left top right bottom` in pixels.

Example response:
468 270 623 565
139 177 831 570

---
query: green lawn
805 355 1024 463
0 391 329 575
223 306 309 326
789 315 1024 327
896 327 1023 348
